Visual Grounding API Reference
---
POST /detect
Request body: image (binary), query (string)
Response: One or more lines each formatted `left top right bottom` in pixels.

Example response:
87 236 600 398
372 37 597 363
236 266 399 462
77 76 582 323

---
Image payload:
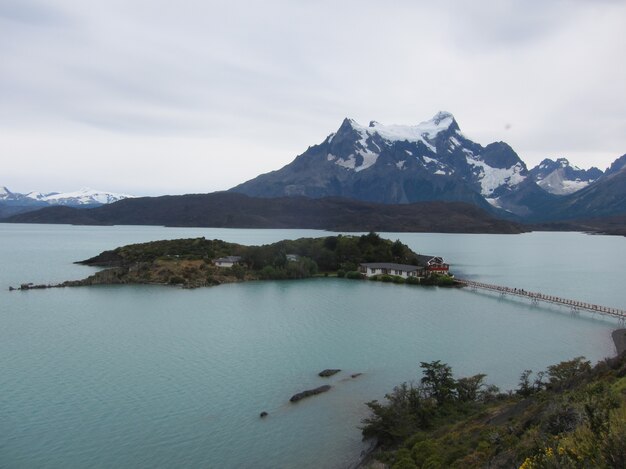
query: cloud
0 0 69 26
1 0 625 194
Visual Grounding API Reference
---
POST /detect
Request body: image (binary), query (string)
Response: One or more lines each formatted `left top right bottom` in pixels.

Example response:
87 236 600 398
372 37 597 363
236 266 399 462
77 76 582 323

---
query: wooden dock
456 278 626 323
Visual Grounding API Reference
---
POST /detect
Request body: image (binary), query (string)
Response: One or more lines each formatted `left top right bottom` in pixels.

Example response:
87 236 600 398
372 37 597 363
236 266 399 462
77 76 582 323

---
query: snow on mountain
25 191 56 201
327 112 458 173
466 156 526 196
350 111 456 145
529 158 602 195
38 188 135 205
1 186 134 206
0 186 12 199
0 186 34 202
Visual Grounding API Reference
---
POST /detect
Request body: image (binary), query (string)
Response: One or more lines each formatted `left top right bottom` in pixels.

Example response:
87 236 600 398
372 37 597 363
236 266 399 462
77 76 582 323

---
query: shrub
380 274 394 283
547 356 591 388
259 265 280 280
337 269 346 278
411 440 441 467
346 271 364 280
406 276 420 285
168 275 184 285
392 457 418 469
393 276 405 284
230 264 246 280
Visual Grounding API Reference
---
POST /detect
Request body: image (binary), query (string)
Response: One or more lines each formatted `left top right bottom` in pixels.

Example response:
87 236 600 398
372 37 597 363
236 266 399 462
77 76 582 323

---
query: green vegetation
361 354 626 468
75 232 438 289
345 271 364 280
420 273 456 286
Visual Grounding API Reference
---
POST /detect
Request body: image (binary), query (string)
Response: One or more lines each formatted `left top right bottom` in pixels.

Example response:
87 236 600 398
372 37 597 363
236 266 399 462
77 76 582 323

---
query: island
11 233 457 290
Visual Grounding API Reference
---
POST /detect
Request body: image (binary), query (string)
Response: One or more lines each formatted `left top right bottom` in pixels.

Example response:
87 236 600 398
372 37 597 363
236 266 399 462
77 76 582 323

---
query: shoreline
612 328 626 356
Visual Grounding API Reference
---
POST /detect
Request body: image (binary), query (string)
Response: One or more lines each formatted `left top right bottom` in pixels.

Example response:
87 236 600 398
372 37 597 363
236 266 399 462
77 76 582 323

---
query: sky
1 0 625 196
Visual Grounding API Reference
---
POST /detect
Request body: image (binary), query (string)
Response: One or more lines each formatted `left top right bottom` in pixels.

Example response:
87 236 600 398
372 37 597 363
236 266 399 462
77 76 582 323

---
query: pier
456 278 626 323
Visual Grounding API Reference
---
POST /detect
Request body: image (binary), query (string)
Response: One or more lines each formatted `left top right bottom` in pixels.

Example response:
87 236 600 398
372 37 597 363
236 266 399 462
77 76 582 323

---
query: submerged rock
351 373 363 379
259 411 268 418
318 369 341 377
289 385 332 402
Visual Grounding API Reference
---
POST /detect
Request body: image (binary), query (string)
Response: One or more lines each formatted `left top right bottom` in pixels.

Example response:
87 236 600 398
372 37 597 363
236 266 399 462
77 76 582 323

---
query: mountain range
0 187 134 218
2 112 625 233
231 112 625 222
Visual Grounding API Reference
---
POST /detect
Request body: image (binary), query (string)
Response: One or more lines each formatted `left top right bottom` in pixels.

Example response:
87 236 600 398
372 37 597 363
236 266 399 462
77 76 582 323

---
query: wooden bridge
456 278 626 323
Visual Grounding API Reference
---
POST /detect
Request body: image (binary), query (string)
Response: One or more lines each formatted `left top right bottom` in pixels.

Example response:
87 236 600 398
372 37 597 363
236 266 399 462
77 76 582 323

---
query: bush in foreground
362 354 626 469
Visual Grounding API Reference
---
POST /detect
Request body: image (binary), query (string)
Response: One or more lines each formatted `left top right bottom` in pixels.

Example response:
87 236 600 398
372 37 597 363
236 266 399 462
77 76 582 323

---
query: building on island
286 254 300 262
359 257 450 279
359 262 426 279
426 257 449 274
214 256 242 268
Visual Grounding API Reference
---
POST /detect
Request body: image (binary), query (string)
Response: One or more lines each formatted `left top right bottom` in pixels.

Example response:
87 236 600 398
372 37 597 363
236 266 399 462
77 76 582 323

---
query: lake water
1 225 624 468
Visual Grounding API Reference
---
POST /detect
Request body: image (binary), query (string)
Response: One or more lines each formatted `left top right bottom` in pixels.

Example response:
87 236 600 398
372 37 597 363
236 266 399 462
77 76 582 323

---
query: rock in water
289 385 332 402
318 369 341 377
259 411 268 418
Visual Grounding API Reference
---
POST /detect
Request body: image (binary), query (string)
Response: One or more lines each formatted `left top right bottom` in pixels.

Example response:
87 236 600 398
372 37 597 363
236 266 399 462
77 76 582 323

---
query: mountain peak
334 112 460 146
431 111 455 125
605 154 626 176
337 117 360 133
419 111 459 134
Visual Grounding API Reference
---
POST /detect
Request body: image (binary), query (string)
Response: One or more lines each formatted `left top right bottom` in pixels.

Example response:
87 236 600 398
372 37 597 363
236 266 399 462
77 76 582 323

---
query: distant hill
1 192 525 234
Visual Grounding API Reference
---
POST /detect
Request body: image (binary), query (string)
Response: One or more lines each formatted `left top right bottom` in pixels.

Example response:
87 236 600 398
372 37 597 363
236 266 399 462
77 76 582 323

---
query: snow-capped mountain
2 187 133 205
0 186 48 216
0 187 134 218
34 188 134 206
537 153 626 221
529 158 603 195
231 112 548 216
1 186 31 202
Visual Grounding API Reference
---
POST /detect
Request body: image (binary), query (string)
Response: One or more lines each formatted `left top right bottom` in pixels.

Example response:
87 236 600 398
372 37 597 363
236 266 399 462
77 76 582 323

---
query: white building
359 262 426 278
214 256 242 268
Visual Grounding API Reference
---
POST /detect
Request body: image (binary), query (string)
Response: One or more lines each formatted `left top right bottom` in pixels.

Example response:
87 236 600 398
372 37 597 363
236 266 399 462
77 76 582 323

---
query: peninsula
12 233 456 290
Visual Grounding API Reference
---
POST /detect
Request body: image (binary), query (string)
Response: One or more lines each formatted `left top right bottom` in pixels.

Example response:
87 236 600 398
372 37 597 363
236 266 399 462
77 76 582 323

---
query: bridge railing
456 278 626 321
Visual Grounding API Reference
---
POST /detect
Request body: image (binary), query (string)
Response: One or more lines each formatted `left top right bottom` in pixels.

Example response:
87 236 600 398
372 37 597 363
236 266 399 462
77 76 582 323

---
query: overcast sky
1 0 625 196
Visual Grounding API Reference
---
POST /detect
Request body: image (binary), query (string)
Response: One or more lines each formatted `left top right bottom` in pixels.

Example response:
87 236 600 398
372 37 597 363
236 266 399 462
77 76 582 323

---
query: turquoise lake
1 225 624 468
